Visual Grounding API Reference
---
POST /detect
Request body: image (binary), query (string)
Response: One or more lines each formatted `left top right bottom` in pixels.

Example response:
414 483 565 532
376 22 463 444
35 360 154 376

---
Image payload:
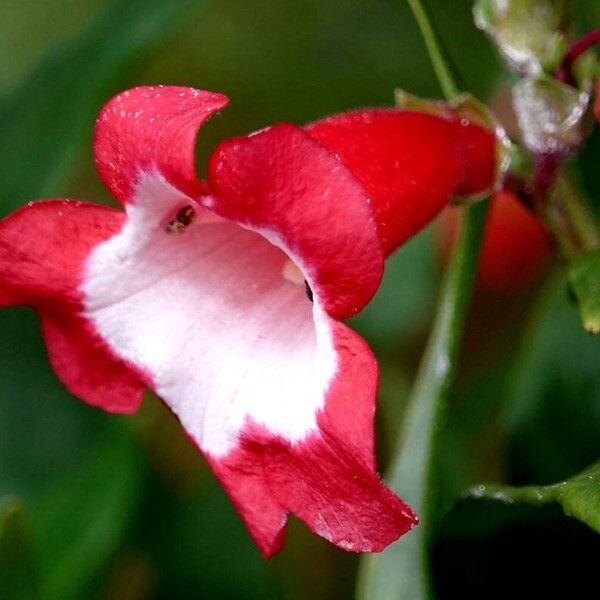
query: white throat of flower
82 172 337 457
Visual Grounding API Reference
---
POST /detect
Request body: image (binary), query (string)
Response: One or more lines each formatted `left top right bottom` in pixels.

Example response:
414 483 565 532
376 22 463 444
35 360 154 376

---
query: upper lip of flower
0 84 497 557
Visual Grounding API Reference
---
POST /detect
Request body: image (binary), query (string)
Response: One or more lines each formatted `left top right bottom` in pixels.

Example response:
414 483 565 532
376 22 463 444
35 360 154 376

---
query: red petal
306 110 497 255
439 188 552 292
207 123 385 319
0 201 146 412
41 312 146 413
207 445 289 558
0 201 122 304
208 322 416 557
94 86 228 204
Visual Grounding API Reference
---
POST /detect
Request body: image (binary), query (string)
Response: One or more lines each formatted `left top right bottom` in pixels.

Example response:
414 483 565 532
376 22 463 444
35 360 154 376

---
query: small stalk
542 174 600 261
555 27 600 86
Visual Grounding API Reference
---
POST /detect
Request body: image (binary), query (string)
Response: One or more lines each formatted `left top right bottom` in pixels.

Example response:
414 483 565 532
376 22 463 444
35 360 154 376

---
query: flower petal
0 200 146 412
94 86 228 204
79 186 412 553
207 123 385 319
306 109 497 254
210 321 417 557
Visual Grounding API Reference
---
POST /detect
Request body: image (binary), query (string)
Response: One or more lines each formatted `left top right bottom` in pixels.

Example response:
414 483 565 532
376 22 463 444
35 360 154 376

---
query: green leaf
568 249 600 334
512 74 591 155
0 0 196 212
473 0 568 75
465 459 600 533
0 498 40 600
31 432 144 600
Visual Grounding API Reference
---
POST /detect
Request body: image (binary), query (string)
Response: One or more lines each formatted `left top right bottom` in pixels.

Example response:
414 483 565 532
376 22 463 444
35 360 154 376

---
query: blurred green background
1 1 600 598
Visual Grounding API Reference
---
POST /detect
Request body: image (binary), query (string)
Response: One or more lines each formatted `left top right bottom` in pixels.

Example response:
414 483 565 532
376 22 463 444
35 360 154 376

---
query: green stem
357 202 488 600
464 483 554 506
389 202 488 510
464 458 600 507
406 0 460 101
357 2 490 598
544 175 600 261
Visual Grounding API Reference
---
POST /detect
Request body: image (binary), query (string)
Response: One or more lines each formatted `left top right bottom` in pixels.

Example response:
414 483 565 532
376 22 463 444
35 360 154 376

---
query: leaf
0 497 40 600
0 0 196 212
465 459 600 533
31 432 145 600
434 497 600 597
473 0 568 75
568 249 600 334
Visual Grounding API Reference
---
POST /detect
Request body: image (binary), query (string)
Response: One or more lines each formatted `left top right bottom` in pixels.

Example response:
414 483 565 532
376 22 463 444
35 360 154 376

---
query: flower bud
474 0 568 75
439 188 552 292
512 75 591 155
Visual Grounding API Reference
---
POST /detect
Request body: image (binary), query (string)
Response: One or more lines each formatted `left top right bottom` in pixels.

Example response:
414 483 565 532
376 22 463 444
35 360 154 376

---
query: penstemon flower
0 86 496 556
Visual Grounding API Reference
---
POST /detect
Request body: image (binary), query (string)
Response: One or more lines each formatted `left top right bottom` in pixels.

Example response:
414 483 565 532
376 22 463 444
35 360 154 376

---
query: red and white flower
0 86 496 556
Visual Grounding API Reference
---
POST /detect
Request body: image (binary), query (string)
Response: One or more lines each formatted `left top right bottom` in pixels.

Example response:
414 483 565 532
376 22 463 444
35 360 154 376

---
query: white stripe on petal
82 172 337 456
